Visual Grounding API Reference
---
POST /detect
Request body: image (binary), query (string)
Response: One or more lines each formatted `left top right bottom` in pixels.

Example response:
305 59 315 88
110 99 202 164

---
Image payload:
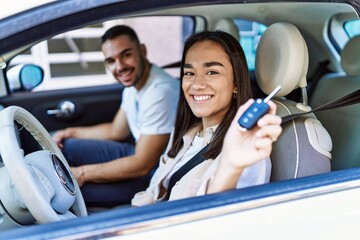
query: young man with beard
53 25 179 207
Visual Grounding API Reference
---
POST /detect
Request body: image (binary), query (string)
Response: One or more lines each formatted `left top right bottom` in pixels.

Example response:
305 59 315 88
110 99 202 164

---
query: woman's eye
206 71 218 75
184 72 194 76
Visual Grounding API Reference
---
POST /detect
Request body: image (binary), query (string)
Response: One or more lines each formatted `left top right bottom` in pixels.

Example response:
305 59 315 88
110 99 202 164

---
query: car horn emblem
51 153 76 195
55 164 67 185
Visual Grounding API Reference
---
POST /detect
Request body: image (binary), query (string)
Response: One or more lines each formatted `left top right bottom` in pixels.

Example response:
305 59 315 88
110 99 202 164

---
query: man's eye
124 52 132 58
106 60 115 65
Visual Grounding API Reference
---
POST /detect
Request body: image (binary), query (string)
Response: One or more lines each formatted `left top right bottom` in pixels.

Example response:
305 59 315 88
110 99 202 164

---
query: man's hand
52 128 74 149
71 166 85 187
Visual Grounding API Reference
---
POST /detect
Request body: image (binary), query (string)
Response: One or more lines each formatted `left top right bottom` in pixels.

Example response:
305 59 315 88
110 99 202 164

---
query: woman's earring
233 90 237 99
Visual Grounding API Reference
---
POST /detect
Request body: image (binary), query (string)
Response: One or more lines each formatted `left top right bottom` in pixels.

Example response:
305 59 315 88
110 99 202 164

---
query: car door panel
0 84 123 132
0 84 123 154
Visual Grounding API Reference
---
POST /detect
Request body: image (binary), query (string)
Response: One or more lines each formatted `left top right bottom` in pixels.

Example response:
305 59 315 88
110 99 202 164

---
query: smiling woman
182 41 235 123
131 31 282 205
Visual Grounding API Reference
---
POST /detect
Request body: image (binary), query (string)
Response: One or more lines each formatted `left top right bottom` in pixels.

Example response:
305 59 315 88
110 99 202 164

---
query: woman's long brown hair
167 31 252 159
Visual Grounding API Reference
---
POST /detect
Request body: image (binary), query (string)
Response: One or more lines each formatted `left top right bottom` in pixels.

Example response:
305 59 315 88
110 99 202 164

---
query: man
53 25 179 207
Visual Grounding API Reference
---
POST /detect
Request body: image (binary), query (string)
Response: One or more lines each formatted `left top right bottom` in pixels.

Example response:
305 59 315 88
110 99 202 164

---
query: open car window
344 19 360 38
234 18 267 71
8 16 194 92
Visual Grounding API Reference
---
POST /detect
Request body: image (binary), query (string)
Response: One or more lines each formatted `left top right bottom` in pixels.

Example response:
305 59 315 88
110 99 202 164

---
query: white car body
0 0 359 239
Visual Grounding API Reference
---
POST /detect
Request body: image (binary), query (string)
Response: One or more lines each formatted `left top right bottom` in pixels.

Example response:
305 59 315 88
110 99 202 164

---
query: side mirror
6 64 44 92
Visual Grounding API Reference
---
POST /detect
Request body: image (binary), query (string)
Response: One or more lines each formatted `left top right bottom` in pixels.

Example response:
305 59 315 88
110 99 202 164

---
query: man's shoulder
146 65 179 93
150 65 178 85
122 85 136 98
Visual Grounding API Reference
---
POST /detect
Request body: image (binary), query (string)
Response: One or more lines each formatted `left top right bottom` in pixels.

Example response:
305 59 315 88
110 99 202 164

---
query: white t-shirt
121 65 179 141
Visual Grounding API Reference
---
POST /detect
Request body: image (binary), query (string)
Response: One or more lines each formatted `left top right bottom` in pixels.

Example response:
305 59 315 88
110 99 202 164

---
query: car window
234 19 267 71
344 19 360 38
8 16 194 91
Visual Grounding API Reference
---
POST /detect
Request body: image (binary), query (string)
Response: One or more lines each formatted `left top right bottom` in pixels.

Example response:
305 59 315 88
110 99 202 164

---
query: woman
131 31 282 206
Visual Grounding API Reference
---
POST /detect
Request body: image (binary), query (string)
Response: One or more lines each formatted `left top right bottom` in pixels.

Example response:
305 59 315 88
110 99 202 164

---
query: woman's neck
201 115 224 133
199 118 222 137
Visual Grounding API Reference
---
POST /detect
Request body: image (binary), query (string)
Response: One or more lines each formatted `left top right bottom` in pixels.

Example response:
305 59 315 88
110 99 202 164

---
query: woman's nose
191 75 207 90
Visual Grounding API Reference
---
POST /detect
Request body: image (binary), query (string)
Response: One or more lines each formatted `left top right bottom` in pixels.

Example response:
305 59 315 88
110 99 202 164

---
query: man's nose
115 58 125 71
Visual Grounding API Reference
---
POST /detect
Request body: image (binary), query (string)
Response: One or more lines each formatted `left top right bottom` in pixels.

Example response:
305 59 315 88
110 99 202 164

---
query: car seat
309 35 360 170
214 18 240 42
255 22 332 181
214 18 263 98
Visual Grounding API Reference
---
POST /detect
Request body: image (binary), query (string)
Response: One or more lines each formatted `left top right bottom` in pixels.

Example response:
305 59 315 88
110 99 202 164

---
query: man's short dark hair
101 25 140 45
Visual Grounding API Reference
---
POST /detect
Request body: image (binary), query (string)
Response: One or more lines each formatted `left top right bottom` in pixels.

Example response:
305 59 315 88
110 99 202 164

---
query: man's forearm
78 134 170 184
65 122 117 140
82 155 151 183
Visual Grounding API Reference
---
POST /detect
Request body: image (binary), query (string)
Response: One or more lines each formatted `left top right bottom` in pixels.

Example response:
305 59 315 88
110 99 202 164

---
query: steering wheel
0 106 87 224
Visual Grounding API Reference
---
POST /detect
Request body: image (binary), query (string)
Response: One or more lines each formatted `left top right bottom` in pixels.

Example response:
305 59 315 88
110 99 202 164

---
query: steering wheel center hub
51 153 76 195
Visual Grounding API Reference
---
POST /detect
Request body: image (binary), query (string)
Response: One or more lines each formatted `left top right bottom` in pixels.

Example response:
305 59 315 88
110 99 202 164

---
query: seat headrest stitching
293 120 300 179
273 100 300 178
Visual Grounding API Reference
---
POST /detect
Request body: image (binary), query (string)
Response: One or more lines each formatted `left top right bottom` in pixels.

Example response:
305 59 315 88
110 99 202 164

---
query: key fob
237 85 281 131
238 99 269 130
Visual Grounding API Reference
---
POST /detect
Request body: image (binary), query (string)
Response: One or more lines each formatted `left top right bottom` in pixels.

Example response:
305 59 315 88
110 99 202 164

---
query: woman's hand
208 99 282 193
222 99 282 170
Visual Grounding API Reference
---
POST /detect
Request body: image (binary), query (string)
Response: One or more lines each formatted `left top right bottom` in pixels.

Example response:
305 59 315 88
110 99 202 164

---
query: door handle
47 100 75 117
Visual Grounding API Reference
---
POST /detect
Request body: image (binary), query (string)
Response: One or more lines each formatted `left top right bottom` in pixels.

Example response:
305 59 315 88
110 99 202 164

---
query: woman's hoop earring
233 91 237 99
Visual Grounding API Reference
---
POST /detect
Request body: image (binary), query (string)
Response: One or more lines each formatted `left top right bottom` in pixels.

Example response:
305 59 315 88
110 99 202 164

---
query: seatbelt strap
165 144 209 200
307 60 331 98
282 89 360 124
161 61 181 69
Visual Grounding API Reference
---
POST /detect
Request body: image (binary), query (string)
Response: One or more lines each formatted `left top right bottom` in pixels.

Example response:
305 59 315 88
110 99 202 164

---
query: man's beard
131 56 147 88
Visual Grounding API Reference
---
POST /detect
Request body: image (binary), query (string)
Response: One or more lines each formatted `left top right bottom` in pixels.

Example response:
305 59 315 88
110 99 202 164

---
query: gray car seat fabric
310 36 360 170
256 22 332 181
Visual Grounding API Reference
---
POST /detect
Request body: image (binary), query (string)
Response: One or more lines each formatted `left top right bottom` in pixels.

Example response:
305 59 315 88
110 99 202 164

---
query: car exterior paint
0 0 359 239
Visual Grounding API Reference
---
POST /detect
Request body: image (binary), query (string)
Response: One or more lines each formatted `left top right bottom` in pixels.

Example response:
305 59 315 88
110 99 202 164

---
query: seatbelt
307 60 332 98
161 61 181 69
282 89 360 124
165 144 209 200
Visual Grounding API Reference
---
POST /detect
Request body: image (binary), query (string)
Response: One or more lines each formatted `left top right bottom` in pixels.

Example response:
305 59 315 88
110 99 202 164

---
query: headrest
214 18 240 42
341 35 360 76
255 22 309 97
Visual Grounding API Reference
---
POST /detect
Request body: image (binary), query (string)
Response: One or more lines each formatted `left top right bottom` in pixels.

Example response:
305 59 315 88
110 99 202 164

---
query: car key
238 85 281 131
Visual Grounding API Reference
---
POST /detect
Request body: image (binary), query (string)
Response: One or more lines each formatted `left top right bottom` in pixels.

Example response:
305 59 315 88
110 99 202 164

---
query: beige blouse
131 124 271 206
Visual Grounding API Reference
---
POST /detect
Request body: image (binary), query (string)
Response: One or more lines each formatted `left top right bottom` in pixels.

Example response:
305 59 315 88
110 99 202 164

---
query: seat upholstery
310 36 360 170
256 22 332 181
214 18 240 42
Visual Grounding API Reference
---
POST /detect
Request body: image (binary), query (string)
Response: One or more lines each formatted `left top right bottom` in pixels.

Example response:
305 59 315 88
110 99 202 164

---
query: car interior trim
2 167 360 239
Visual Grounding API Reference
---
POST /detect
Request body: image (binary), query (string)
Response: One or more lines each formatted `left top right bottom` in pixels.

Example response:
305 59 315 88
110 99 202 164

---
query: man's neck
134 62 151 91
